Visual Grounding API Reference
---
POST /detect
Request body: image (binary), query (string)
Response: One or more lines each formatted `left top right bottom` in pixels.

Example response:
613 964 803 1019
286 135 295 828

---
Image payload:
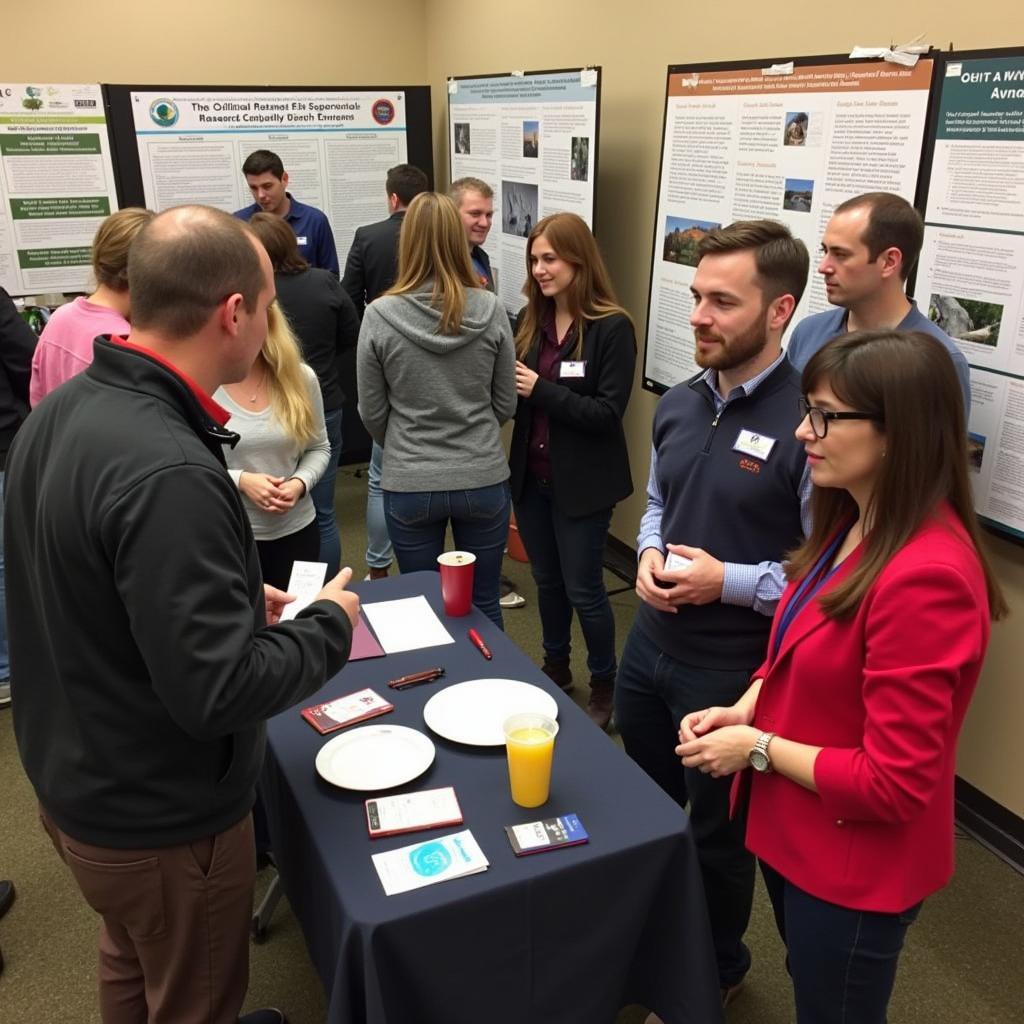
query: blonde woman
357 192 516 627
216 302 331 590
30 207 154 405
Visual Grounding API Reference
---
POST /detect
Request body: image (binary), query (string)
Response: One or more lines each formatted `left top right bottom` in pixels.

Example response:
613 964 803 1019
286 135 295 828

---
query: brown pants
41 809 256 1024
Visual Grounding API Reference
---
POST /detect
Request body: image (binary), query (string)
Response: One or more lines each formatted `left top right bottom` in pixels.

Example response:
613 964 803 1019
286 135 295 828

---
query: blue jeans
0 469 7 681
512 476 616 679
310 407 343 577
614 623 754 987
760 861 922 1023
365 442 393 570
384 482 510 629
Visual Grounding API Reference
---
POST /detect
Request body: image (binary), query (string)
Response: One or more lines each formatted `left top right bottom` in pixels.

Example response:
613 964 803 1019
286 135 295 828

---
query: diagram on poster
644 59 934 392
128 90 409 262
0 82 118 295
918 51 1024 539
448 69 599 315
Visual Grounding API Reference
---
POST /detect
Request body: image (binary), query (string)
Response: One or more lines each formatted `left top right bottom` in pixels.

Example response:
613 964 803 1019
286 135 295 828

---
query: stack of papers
372 829 488 895
362 596 455 653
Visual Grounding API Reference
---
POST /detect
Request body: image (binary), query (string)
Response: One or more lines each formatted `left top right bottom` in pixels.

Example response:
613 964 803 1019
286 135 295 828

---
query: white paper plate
315 724 436 791
423 678 559 746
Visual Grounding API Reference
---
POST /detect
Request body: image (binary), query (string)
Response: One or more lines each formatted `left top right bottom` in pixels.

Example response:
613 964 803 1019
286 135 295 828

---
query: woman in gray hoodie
356 192 516 627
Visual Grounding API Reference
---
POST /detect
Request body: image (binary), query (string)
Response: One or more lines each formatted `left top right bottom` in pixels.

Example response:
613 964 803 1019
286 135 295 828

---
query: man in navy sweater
616 221 811 1010
786 191 970 413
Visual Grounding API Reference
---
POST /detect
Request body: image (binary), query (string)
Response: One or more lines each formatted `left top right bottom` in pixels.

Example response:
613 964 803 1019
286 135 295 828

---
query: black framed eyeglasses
799 397 883 439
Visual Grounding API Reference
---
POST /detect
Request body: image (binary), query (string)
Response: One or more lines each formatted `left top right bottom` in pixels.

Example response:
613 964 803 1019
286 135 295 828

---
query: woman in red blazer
676 330 1007 1023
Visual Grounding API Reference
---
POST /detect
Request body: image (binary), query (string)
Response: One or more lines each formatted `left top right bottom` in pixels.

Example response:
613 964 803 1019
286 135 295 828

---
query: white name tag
560 361 586 378
733 428 776 461
296 235 308 246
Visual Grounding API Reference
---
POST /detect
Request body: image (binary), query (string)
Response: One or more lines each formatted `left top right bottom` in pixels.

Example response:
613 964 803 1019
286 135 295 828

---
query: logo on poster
149 99 180 128
372 99 396 126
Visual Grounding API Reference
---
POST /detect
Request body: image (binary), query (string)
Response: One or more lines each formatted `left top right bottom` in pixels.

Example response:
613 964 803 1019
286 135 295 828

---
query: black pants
256 519 321 591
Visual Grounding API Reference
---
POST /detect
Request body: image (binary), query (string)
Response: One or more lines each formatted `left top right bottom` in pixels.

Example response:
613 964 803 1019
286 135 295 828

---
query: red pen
467 628 492 661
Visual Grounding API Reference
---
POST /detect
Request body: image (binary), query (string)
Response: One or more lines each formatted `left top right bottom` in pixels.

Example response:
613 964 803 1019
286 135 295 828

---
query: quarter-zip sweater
637 359 806 669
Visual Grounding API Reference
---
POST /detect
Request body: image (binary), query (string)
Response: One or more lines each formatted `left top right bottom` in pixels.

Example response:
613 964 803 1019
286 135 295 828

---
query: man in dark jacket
5 206 358 1024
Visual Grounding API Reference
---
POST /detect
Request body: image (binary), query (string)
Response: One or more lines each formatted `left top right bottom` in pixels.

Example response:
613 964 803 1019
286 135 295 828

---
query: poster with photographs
643 57 934 392
917 49 1024 539
448 68 600 316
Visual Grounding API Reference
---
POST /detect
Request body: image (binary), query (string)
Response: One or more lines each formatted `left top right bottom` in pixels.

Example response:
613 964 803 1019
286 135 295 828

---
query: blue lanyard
771 526 851 660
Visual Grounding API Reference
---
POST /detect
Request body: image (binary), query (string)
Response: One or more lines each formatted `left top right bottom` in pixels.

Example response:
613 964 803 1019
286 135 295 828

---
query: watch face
749 749 770 772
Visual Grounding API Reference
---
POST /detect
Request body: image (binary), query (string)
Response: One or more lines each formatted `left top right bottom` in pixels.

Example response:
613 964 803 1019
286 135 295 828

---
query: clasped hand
676 705 758 778
240 472 304 513
635 543 725 612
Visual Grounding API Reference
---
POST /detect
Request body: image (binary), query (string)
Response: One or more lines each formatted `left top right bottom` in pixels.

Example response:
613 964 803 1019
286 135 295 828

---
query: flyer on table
0 83 118 295
918 53 1024 539
130 90 408 258
449 70 599 316
644 60 934 390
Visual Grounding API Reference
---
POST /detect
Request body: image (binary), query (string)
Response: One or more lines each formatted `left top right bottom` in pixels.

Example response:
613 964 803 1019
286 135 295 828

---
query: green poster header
17 246 91 269
0 133 102 155
938 56 1024 142
10 196 110 219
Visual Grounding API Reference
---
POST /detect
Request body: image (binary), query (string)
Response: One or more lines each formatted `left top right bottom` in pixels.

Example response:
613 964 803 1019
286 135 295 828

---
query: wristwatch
748 731 776 773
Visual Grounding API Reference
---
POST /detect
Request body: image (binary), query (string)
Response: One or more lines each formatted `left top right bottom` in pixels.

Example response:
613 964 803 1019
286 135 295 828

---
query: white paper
368 787 462 834
580 68 598 88
279 560 328 621
361 595 454 653
372 829 488 895
763 62 794 77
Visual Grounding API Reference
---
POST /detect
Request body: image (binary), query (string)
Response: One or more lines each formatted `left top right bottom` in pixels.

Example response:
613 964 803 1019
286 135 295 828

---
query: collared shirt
526 316 577 481
234 193 339 275
637 350 813 616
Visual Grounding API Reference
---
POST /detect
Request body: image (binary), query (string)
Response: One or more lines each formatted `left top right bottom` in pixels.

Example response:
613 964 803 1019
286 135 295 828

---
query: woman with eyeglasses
675 329 1006 1023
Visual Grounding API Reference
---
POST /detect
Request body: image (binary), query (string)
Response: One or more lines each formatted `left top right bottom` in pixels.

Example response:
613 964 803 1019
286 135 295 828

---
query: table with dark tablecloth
261 571 722 1024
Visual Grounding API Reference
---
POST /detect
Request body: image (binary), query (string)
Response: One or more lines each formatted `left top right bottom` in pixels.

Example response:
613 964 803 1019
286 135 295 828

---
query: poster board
105 84 433 266
643 55 935 393
916 47 1024 542
0 82 119 296
447 67 600 316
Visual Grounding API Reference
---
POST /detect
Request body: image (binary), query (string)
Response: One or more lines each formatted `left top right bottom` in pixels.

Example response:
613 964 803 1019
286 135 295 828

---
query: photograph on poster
928 294 1003 347
571 137 589 181
968 433 986 474
522 121 540 158
783 178 814 213
454 122 471 155
502 181 538 236
663 216 721 267
784 112 809 146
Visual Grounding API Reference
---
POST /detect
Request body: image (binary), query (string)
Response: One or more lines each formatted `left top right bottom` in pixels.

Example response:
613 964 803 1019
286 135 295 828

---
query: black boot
541 657 573 694
586 676 614 731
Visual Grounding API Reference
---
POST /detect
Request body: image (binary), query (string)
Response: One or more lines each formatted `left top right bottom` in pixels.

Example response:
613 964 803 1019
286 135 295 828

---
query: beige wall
3 0 1022 813
423 2 1024 816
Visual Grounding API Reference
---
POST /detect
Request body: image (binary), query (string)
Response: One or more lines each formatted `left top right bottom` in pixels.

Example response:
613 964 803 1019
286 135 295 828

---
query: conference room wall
1 0 428 84
424 0 1024 823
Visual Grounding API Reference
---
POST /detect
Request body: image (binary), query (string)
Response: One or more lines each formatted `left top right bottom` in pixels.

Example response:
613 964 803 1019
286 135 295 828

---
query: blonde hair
262 302 316 447
514 213 631 360
385 192 480 334
93 207 155 292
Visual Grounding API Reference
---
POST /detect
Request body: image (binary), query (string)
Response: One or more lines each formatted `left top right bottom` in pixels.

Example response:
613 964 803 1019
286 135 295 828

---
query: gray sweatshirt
357 286 516 492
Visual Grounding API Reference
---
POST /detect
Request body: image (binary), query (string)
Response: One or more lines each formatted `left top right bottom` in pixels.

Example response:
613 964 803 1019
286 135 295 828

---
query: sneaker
0 681 10 709
239 1011 287 1024
541 658 573 693
499 590 526 608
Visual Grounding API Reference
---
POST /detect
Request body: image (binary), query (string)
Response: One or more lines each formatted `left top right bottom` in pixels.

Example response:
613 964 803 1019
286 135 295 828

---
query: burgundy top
526 316 577 482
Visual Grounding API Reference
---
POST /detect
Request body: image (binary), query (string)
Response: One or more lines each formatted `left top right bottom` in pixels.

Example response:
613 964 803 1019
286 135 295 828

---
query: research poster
918 52 1024 538
448 69 599 315
0 82 118 295
129 89 408 262
644 59 934 391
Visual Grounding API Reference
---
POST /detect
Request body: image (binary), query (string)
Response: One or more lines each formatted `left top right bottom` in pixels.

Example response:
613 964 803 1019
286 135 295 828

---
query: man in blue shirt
234 149 339 275
786 192 970 412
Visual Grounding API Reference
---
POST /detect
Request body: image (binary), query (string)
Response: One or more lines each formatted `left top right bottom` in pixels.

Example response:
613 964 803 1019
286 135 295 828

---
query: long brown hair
514 213 632 360
384 192 479 334
248 212 309 275
787 329 1007 620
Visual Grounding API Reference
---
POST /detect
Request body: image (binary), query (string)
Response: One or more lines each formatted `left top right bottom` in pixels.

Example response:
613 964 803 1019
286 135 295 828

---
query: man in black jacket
5 206 358 1024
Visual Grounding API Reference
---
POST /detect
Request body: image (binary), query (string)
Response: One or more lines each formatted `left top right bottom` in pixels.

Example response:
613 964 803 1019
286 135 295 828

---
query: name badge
560 361 586 378
733 428 776 461
296 235 308 246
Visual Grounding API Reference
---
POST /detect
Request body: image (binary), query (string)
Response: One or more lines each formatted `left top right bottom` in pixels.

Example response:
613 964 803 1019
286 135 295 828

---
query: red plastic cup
437 551 476 616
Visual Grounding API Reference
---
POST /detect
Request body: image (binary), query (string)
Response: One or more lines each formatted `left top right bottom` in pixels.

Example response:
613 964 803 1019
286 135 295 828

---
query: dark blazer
341 211 405 317
509 311 635 517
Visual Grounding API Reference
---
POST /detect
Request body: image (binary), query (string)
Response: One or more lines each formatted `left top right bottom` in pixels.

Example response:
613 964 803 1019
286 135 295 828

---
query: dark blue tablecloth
261 571 722 1024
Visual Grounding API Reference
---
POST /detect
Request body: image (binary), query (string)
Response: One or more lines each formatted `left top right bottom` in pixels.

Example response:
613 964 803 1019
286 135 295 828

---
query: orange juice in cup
503 713 559 808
